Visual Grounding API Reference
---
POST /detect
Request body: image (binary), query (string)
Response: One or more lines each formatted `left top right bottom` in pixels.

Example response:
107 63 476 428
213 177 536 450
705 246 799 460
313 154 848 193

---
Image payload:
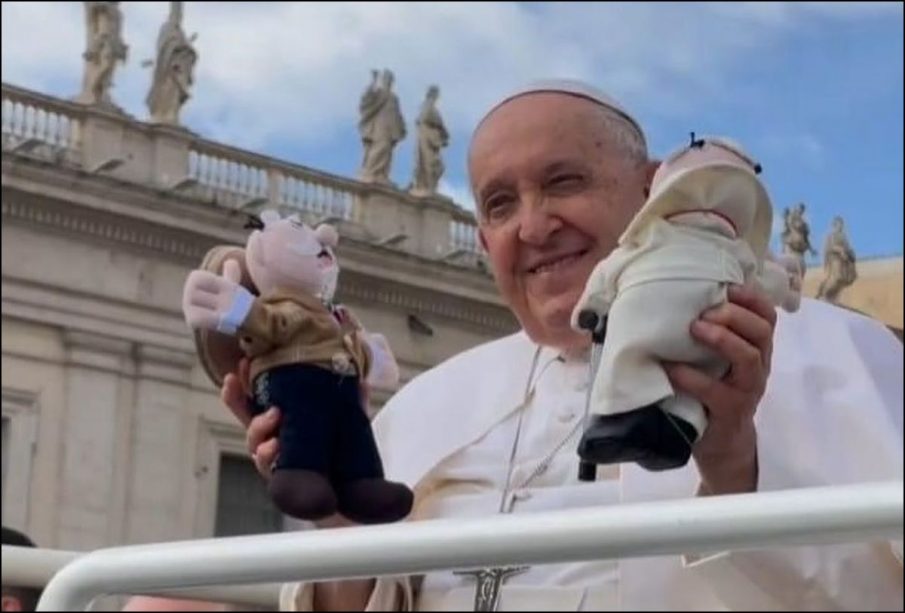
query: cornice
2 192 518 333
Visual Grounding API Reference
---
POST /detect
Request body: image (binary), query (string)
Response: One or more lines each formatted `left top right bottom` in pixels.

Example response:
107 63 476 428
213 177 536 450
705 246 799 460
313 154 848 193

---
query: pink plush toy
183 210 413 524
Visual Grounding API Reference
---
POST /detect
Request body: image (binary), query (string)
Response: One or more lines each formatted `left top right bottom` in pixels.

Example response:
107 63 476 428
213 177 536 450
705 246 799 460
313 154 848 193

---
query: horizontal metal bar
37 481 903 611
1 546 282 609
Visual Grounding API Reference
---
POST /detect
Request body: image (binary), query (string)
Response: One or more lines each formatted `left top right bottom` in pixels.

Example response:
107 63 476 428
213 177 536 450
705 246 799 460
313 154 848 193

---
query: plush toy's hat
192 245 257 388
621 135 773 259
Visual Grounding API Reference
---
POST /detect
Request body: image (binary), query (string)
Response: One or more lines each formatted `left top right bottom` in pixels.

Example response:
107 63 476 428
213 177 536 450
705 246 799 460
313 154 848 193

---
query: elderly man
222 81 903 611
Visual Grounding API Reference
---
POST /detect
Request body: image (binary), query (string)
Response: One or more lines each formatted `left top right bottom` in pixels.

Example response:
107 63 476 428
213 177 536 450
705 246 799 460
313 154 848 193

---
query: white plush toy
572 135 801 471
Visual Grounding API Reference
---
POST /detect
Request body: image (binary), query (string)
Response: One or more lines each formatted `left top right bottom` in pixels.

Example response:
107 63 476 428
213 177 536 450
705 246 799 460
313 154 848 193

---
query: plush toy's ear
259 210 282 227
315 224 339 248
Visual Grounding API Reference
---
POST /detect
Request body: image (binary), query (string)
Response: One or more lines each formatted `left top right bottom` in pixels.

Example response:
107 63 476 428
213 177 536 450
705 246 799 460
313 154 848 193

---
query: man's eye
483 195 514 220
548 174 584 190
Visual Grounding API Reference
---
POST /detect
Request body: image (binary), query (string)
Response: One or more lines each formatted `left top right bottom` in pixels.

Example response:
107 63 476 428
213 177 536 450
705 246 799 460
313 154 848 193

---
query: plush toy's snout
315 224 339 248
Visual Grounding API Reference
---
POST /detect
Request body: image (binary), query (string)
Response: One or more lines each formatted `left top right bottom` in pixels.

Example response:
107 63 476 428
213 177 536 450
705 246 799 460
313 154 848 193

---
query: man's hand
665 285 777 495
220 357 281 478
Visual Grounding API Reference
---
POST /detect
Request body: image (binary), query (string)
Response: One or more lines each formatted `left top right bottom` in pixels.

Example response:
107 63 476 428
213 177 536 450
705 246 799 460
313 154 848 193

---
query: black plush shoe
577 404 698 471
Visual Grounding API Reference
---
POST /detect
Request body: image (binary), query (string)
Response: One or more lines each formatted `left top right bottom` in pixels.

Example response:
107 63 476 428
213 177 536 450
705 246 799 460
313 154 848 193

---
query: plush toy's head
245 210 340 302
621 136 773 259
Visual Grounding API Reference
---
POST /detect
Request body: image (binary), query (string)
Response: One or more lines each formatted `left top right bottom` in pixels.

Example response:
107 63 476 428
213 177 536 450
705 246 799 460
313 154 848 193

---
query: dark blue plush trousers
251 363 385 483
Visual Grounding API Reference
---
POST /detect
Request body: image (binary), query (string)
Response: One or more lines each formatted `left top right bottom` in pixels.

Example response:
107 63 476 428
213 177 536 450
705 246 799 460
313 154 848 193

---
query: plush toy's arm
332 305 400 389
237 299 309 356
571 256 619 333
362 332 401 390
757 255 802 313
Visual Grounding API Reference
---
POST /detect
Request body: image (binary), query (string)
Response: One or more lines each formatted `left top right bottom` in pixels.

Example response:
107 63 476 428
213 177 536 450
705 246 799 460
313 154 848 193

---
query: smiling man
226 80 903 611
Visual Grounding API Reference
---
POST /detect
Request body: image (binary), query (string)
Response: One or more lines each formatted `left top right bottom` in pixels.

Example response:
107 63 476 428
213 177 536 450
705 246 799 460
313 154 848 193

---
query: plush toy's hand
759 254 802 313
570 265 612 334
364 332 400 390
182 261 255 334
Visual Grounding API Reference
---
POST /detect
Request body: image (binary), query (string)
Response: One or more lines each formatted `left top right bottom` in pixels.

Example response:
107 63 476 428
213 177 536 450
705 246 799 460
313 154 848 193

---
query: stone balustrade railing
187 139 361 222
2 82 483 266
2 83 82 162
449 212 481 255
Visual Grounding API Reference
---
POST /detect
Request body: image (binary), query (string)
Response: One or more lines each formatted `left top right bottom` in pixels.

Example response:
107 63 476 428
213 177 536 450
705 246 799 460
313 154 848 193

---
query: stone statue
78 2 128 108
780 202 816 277
409 85 450 198
358 69 406 184
816 216 857 303
146 2 197 126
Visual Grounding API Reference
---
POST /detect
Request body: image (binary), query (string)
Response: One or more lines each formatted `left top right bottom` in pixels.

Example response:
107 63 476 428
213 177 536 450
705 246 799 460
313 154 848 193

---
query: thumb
222 259 242 284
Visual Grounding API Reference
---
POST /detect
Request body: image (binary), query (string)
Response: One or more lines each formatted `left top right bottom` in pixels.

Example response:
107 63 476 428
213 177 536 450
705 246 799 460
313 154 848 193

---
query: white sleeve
683 300 903 610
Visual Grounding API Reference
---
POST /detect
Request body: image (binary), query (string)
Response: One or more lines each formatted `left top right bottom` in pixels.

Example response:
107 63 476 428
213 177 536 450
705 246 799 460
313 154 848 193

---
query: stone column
123 344 198 544
58 330 135 550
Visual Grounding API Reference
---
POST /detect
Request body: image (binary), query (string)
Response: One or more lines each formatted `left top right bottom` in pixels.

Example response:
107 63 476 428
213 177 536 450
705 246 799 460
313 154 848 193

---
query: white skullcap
474 78 646 147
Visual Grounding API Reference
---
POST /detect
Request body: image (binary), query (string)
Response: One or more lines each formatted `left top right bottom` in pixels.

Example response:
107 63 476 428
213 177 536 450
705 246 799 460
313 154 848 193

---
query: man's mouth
528 249 589 275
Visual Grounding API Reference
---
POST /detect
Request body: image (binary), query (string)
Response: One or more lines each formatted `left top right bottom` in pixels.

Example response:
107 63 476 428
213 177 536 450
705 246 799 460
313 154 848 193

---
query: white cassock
280 298 903 611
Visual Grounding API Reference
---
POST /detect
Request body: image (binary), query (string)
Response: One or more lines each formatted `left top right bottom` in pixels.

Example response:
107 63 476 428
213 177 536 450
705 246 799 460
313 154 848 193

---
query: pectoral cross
454 566 530 611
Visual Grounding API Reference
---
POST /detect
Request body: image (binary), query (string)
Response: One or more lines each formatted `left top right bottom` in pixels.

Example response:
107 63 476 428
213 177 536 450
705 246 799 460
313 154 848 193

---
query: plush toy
182 210 413 523
572 135 801 471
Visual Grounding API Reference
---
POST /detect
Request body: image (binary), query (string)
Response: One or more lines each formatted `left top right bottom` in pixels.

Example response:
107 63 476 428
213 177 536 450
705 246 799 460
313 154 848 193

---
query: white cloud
757 133 826 171
1 2 894 157
438 179 475 211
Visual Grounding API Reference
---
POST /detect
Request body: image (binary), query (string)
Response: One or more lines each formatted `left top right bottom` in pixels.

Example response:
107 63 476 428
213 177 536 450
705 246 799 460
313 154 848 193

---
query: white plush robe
281 298 903 611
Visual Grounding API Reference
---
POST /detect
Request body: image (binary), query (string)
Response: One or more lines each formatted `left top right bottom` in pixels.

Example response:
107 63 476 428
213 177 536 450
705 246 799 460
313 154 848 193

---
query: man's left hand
664 285 777 495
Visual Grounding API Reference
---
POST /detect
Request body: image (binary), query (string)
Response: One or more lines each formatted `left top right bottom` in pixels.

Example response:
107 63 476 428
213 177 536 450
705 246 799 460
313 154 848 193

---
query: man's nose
516 196 562 245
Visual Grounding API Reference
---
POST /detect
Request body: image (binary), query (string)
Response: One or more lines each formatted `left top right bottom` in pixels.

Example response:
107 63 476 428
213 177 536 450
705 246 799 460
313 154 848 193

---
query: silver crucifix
454 566 530 611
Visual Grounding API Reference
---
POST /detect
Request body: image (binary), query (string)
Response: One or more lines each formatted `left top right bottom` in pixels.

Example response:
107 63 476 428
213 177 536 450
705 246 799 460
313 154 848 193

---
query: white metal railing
1 546 282 609
31 481 903 611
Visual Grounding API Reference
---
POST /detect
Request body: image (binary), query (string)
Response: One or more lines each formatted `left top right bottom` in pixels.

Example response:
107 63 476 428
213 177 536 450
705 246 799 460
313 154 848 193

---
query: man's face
469 93 651 351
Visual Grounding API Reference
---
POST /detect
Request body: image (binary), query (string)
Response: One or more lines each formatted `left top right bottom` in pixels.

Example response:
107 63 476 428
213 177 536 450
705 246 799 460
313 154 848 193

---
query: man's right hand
219 359 376 610
220 357 281 478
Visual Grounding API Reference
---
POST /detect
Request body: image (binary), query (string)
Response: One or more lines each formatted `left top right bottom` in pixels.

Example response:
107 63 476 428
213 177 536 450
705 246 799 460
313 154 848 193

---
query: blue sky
2 2 902 261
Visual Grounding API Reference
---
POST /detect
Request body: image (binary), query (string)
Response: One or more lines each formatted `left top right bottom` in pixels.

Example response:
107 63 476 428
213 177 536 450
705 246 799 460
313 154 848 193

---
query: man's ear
643 159 660 197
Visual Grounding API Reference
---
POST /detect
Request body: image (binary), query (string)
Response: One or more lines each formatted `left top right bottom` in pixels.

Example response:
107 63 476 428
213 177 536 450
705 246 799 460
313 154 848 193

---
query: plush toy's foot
577 404 698 471
336 479 414 525
269 469 337 520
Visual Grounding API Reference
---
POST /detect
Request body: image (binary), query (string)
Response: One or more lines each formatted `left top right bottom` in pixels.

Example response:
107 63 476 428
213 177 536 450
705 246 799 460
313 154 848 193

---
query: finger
253 438 279 478
691 320 764 392
221 373 252 428
700 302 773 369
727 284 777 328
246 407 281 457
237 358 251 398
223 259 242 284
664 362 732 414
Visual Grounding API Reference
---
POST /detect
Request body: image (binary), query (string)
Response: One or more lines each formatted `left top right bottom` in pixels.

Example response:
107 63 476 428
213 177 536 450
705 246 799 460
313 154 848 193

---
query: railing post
35 482 904 611
150 124 194 191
